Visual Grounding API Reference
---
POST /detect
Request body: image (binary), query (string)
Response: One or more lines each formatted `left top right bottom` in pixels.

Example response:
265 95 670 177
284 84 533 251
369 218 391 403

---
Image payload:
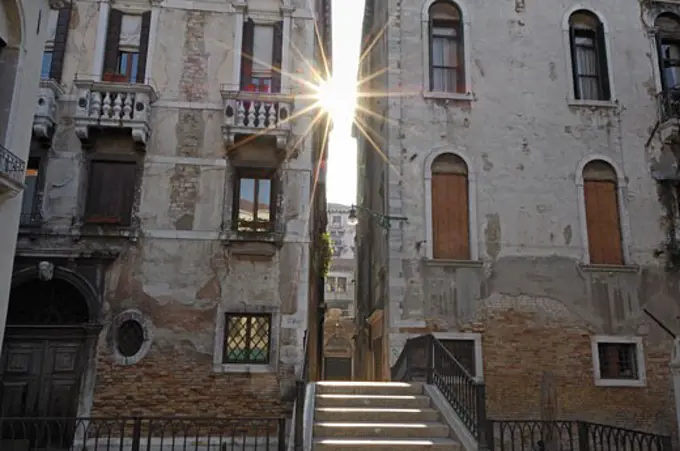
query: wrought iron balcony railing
0 144 25 198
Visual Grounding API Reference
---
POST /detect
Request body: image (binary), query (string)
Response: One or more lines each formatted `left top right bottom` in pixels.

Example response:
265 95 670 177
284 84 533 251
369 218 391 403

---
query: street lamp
347 204 408 230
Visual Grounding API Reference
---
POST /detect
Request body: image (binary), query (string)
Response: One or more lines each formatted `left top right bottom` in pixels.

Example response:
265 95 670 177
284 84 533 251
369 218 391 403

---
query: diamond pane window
223 313 272 364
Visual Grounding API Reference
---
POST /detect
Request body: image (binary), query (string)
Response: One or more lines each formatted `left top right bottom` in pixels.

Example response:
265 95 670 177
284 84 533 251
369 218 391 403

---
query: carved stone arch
561 4 609 32
10 265 102 323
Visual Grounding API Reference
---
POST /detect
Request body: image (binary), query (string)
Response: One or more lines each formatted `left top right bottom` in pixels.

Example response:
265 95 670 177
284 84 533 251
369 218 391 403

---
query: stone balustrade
73 79 156 147
221 89 292 150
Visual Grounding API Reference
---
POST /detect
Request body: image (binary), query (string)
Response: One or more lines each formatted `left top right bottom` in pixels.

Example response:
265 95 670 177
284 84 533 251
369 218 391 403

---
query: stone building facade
1 0 331 421
0 0 62 353
356 0 680 439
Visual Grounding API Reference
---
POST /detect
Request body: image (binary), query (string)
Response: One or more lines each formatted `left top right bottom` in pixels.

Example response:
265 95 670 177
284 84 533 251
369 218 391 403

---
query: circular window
116 319 145 357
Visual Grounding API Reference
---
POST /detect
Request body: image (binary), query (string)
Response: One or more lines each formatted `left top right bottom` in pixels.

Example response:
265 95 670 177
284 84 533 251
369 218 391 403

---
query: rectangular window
332 215 341 225
326 277 337 292
234 171 273 233
597 343 638 380
336 277 347 293
103 10 150 84
240 19 283 93
223 313 271 364
20 157 42 226
431 22 460 92
441 339 477 377
41 51 53 80
661 40 680 90
85 160 137 226
573 30 600 100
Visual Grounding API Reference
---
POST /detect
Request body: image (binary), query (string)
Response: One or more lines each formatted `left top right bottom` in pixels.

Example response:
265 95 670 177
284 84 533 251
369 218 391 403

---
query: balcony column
232 2 247 91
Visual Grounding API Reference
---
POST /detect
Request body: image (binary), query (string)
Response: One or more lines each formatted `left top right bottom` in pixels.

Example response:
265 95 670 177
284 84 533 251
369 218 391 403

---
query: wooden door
0 335 85 446
323 357 352 381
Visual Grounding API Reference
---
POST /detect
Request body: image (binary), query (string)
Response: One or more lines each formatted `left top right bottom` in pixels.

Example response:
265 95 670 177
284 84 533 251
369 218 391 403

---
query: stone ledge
422 259 483 269
579 263 640 273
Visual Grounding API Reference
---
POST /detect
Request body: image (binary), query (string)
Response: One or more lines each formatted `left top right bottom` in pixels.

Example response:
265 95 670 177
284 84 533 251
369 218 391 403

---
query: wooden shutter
102 9 123 75
271 21 283 93
569 26 580 99
584 180 623 265
656 32 667 92
49 6 72 82
85 161 137 226
136 11 152 84
241 18 255 89
428 19 434 91
595 23 610 101
432 173 469 259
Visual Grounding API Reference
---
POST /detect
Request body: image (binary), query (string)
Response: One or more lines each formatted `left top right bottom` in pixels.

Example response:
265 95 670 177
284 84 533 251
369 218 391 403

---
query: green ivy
320 231 333 277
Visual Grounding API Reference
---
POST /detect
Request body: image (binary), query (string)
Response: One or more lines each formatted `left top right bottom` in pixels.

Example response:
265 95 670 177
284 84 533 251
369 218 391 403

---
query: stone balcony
33 79 63 141
657 88 680 145
0 144 25 199
73 79 157 148
220 87 293 150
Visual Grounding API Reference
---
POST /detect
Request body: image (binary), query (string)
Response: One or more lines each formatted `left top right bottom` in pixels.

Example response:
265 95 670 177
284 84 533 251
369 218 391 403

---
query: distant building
323 203 356 379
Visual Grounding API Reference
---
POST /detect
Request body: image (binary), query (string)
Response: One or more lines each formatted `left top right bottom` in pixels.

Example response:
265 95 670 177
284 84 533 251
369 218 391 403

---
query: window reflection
41 52 53 80
237 175 273 232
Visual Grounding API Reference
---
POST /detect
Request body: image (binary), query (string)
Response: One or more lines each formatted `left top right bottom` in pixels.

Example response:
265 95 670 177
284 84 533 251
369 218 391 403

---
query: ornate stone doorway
0 264 101 445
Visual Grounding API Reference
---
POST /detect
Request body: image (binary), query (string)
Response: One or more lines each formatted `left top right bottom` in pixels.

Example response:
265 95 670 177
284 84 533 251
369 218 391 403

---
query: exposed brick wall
477 309 675 437
168 164 199 231
91 347 287 417
180 11 208 102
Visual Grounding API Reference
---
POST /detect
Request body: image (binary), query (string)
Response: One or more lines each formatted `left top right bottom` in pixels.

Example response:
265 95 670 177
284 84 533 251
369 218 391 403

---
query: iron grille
597 342 638 379
223 314 272 364
116 319 145 357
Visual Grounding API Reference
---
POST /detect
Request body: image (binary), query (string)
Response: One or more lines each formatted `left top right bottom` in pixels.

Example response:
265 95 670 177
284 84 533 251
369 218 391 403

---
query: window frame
231 168 276 234
222 313 273 365
20 149 48 228
562 7 616 106
431 332 484 381
421 0 472 100
429 17 463 93
213 306 279 374
591 335 646 387
82 154 141 228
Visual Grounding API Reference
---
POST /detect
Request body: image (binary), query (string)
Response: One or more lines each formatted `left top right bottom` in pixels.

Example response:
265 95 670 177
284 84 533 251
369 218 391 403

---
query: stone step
313 422 451 439
315 394 431 409
313 438 461 451
316 381 424 396
315 407 440 423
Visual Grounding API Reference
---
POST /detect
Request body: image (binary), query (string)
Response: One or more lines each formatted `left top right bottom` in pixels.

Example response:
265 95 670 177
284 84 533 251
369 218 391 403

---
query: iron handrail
0 144 25 184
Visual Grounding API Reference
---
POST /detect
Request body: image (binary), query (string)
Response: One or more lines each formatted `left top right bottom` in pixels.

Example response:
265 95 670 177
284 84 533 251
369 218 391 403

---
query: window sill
567 99 618 109
580 263 639 273
423 259 484 268
213 363 274 374
594 377 646 388
423 91 474 102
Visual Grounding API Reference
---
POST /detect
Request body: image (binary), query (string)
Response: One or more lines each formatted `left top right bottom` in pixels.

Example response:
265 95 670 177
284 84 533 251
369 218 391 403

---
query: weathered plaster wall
12 0 324 417
0 0 52 353
356 0 680 437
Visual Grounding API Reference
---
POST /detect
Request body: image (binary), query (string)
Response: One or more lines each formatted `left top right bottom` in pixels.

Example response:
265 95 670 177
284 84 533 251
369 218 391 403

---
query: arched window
583 160 623 265
431 154 469 259
568 11 610 101
428 1 464 93
655 13 680 91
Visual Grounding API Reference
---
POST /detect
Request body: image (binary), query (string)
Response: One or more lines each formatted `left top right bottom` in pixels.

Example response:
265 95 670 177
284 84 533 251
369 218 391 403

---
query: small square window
591 336 645 387
332 215 341 225
223 313 272 365
337 277 347 293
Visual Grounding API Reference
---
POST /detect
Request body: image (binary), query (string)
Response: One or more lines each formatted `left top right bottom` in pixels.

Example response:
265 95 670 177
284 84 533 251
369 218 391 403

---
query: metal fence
489 420 672 451
0 416 287 451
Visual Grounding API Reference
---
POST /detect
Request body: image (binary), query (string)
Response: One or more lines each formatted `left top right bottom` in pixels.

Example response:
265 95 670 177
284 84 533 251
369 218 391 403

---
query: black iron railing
0 416 286 450
391 334 490 448
0 144 25 185
489 420 672 451
658 87 680 123
292 329 309 451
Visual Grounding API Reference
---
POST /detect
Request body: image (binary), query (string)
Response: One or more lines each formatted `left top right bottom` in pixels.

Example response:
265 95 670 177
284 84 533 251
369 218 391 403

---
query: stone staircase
312 381 461 450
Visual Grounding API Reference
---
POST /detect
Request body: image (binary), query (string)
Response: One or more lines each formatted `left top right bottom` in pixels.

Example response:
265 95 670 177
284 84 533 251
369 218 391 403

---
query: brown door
0 332 86 446
324 357 352 380
373 337 384 381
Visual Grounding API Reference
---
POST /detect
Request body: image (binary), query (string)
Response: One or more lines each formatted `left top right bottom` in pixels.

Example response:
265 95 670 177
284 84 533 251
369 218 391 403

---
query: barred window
223 314 272 364
597 342 638 380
